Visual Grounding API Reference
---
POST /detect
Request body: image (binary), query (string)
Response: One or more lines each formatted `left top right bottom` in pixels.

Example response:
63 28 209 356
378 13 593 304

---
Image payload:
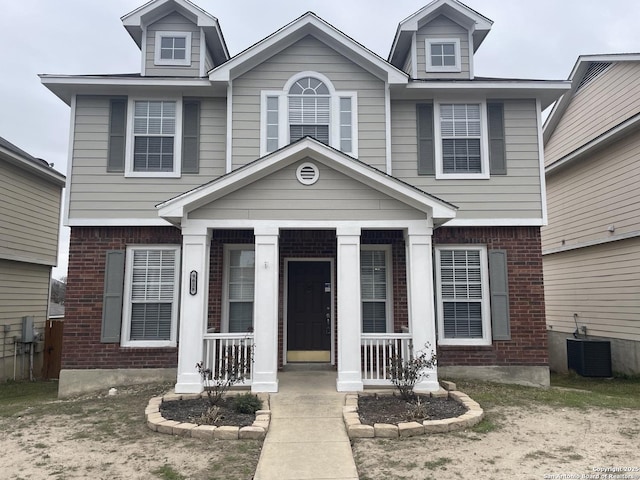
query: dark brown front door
287 261 331 361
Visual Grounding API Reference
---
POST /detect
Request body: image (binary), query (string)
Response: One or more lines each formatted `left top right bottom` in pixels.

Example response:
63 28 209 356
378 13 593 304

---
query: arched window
260 72 357 157
288 77 330 144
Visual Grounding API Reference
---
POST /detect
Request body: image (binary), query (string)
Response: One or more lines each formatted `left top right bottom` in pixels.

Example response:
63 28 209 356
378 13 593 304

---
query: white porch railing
361 333 413 386
203 333 254 384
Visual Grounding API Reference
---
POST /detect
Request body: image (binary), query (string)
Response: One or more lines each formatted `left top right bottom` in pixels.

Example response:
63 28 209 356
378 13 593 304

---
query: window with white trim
224 247 255 333
126 99 182 177
360 247 392 333
435 246 491 346
434 102 489 179
426 38 461 72
260 72 358 157
121 246 180 347
154 32 192 66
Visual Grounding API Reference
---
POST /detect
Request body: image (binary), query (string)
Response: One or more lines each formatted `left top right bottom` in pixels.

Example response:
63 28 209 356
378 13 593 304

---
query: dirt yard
1 380 639 479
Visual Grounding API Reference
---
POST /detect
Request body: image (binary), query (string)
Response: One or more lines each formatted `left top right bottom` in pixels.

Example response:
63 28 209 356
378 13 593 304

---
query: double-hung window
360 247 392 333
260 72 357 157
426 38 461 72
435 246 491 346
127 99 182 177
434 102 489 179
224 247 255 333
121 246 180 347
154 32 192 66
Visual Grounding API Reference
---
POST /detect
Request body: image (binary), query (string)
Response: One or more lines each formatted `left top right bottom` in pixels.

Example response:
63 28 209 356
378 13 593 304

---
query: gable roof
543 53 640 143
157 137 456 225
121 0 229 66
389 0 493 69
0 136 65 186
208 12 408 85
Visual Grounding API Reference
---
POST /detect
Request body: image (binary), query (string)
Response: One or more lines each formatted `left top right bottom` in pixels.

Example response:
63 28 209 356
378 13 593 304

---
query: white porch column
405 223 439 392
336 226 364 392
175 228 211 393
251 226 279 393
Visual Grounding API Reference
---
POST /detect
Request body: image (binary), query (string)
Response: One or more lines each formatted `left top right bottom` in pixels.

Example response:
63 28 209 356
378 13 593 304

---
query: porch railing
203 333 254 384
361 333 413 386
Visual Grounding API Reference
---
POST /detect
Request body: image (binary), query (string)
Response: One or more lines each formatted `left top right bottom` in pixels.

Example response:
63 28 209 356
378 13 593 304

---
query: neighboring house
41 0 568 397
542 54 640 375
0 136 65 381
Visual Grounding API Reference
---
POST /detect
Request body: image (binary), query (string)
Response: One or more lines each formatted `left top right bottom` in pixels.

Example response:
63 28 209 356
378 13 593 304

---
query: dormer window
154 32 192 66
288 77 330 145
426 38 461 73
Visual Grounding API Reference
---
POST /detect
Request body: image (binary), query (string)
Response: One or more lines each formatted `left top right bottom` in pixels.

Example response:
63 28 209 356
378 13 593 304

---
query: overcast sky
0 0 638 279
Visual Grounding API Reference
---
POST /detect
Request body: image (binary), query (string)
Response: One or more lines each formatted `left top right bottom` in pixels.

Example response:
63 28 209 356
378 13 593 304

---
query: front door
287 261 331 362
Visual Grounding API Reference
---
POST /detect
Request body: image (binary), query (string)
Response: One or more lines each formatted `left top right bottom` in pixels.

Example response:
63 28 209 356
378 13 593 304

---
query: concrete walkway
253 367 359 480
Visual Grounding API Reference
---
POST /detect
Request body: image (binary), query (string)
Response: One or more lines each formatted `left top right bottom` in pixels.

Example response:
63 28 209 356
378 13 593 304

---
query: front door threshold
287 350 331 362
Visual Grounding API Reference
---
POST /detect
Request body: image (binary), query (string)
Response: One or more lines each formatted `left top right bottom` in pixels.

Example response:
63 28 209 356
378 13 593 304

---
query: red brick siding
62 226 182 369
434 227 548 367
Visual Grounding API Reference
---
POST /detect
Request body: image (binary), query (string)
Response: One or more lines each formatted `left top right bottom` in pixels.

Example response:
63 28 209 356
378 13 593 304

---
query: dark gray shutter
182 100 200 173
101 250 125 343
489 249 510 340
107 98 127 172
487 102 506 175
417 104 435 175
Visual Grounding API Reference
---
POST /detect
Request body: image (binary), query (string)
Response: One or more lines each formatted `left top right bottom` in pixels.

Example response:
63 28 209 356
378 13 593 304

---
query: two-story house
0 136 65 381
543 54 640 376
42 0 569 397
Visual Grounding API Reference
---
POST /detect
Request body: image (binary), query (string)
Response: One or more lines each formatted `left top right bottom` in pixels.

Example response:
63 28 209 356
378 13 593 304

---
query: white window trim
360 245 394 333
434 100 490 180
125 97 183 178
426 38 461 73
154 31 192 66
221 244 256 333
259 71 358 157
435 245 491 346
121 245 181 348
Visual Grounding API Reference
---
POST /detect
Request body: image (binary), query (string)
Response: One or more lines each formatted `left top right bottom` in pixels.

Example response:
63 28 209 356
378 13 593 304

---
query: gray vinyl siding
68 95 226 221
204 47 214 73
403 51 413 77
231 35 387 170
543 237 640 342
0 259 50 378
145 11 201 77
545 62 640 166
391 99 542 220
416 15 470 80
542 129 640 249
189 160 426 221
0 160 61 266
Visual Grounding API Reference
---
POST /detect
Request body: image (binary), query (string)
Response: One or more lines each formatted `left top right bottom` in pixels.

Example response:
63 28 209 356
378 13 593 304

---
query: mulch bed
357 394 467 425
159 397 255 427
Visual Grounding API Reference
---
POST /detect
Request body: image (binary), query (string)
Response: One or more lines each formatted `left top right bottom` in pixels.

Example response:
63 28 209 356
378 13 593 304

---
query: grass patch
456 373 640 410
424 457 452 470
152 464 186 480
471 417 499 434
0 380 58 416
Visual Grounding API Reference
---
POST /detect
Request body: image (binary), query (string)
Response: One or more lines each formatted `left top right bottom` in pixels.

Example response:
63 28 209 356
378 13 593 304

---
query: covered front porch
155 138 457 394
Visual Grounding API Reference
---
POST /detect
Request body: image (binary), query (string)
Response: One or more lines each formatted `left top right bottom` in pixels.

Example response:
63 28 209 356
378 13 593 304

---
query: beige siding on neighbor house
543 237 640 342
231 35 387 170
145 11 201 77
0 259 50 379
0 160 61 265
68 95 226 221
416 15 470 80
545 62 640 165
542 129 640 249
189 160 426 221
391 99 542 220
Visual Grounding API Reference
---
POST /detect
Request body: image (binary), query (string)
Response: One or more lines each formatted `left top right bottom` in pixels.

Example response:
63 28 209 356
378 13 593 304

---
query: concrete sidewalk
253 367 359 480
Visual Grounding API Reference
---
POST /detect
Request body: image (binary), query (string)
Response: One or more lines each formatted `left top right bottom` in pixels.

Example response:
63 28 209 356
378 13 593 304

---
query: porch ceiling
156 137 457 225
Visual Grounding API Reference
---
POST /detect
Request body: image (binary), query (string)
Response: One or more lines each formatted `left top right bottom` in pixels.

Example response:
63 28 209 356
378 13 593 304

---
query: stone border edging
343 380 484 439
146 392 271 440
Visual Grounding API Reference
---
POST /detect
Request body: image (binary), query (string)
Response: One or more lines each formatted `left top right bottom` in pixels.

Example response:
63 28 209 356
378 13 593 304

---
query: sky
0 0 638 280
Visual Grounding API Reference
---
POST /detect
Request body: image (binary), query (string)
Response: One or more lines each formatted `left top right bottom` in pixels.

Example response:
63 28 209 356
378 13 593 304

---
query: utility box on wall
22 316 35 343
567 338 612 377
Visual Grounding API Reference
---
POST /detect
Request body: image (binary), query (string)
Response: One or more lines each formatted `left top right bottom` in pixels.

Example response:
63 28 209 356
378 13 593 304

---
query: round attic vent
296 162 320 185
